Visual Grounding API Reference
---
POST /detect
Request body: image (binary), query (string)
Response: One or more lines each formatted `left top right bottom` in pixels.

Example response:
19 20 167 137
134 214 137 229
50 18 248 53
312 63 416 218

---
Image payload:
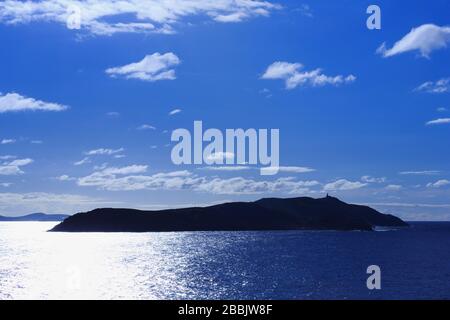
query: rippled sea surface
0 222 449 300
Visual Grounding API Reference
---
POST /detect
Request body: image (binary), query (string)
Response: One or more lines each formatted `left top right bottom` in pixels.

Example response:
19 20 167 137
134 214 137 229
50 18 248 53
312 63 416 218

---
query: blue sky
0 0 449 220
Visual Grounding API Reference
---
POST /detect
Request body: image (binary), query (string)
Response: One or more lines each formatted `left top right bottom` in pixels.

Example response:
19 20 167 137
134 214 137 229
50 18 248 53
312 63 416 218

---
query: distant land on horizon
0 213 69 222
50 196 408 233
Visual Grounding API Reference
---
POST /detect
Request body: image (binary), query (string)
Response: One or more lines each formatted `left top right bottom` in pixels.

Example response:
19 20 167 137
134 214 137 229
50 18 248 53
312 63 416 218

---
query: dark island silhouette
50 196 407 232
0 213 69 222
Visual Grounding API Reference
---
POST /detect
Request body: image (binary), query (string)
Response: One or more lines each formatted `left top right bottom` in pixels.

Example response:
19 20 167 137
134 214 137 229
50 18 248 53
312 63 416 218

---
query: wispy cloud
377 24 450 58
0 92 68 113
323 179 367 191
0 0 280 36
106 53 180 82
294 4 313 18
74 157 91 166
399 170 441 175
0 158 33 175
137 124 156 131
385 184 403 191
426 118 450 125
361 175 386 183
261 61 356 89
169 108 182 116
1 139 16 145
427 179 450 188
0 192 120 216
194 177 319 195
85 148 124 156
415 78 450 94
75 164 320 195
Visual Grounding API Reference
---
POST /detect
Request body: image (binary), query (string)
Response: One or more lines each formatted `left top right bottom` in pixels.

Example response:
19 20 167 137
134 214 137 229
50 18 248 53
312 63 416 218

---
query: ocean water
0 222 449 300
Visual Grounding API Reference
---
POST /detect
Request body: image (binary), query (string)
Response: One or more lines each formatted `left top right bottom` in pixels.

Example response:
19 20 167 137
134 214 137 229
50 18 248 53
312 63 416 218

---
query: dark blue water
1 222 449 299
179 222 450 299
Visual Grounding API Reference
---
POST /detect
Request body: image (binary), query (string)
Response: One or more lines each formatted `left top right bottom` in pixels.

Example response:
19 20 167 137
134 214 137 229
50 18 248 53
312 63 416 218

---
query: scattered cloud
377 24 450 58
0 192 120 216
169 108 182 116
106 52 180 82
56 174 76 181
415 78 450 94
385 184 403 191
30 140 43 144
323 179 367 191
426 118 450 125
1 139 16 145
0 158 33 175
199 165 315 174
399 170 440 175
0 183 12 187
74 157 91 166
0 92 68 113
361 175 386 183
137 124 156 130
206 152 235 162
294 4 313 18
427 179 450 188
194 177 319 195
85 148 124 156
0 0 280 36
0 155 16 160
437 107 448 112
106 112 120 117
261 61 356 89
199 166 252 172
78 167 201 191
75 164 320 195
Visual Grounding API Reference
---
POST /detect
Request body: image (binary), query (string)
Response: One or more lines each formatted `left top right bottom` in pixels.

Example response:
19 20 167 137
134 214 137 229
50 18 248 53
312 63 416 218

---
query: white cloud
0 158 33 175
169 108 182 116
276 166 316 173
0 183 12 187
323 179 367 191
206 152 235 162
137 124 156 130
427 179 450 188
261 61 356 89
0 192 120 216
377 24 450 58
31 140 43 144
294 4 313 18
0 92 68 113
199 165 315 174
199 166 252 171
106 52 180 82
0 155 16 160
361 175 386 183
106 111 120 117
415 78 450 94
437 107 448 112
385 184 402 191
194 177 319 195
56 174 76 181
78 167 202 191
426 118 450 125
74 157 91 166
75 164 320 195
0 0 280 36
1 139 16 145
399 170 440 175
85 148 124 156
